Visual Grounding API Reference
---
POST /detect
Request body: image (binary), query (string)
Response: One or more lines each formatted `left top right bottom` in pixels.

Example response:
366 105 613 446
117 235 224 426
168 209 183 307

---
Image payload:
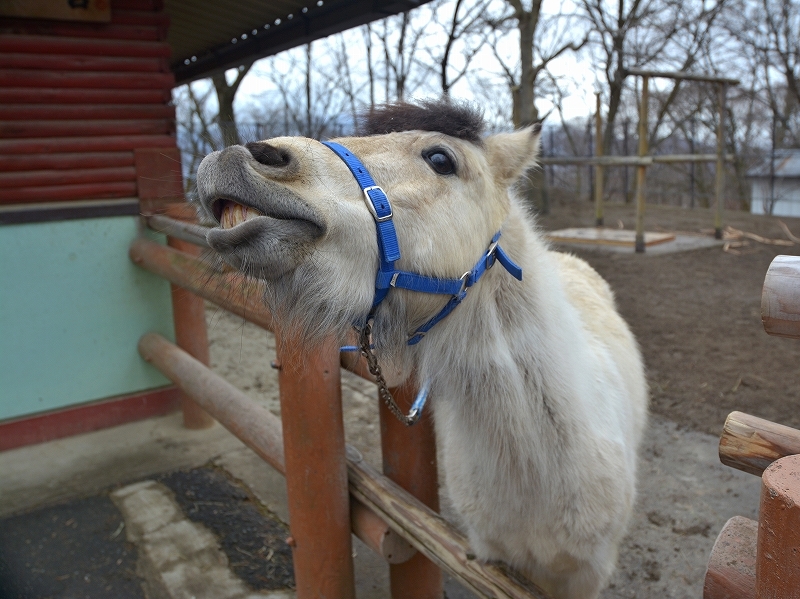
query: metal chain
358 323 416 426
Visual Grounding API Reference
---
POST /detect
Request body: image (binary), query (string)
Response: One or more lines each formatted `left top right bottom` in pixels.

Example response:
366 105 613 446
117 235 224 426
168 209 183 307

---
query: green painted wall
0 217 175 421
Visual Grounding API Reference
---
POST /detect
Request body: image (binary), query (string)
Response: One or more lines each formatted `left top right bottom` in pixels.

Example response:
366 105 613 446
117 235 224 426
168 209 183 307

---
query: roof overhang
166 0 430 86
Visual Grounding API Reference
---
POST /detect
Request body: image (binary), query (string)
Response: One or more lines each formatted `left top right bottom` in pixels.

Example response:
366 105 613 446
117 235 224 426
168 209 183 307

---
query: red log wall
0 0 176 206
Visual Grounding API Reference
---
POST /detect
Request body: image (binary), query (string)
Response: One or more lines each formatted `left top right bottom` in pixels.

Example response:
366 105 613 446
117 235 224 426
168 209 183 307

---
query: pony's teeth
220 201 263 228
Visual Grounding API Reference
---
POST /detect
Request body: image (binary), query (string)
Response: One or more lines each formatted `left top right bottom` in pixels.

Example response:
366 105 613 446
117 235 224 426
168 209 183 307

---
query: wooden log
756 454 800 599
653 153 735 164
380 380 442 598
703 516 757 599
0 104 174 121
714 84 727 239
0 69 174 89
168 236 216 430
0 134 176 154
0 53 166 73
136 332 412 566
0 151 134 172
0 22 164 42
594 92 604 227
761 255 800 339
347 447 550 598
129 239 275 331
719 411 800 476
0 167 136 188
624 68 740 85
634 75 649 253
0 119 173 139
0 182 137 204
0 34 171 57
0 87 169 104
276 332 356 599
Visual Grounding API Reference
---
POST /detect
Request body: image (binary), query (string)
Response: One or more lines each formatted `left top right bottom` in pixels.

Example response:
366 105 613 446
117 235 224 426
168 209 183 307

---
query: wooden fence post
276 332 356 599
756 454 800 599
380 380 443 599
634 75 650 253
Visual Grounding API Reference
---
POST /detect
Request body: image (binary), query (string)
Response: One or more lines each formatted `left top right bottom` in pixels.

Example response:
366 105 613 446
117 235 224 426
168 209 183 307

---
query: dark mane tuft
359 100 485 144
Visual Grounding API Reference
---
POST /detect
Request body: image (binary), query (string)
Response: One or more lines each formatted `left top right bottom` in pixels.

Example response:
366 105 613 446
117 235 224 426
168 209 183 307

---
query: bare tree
424 0 493 97
211 62 254 147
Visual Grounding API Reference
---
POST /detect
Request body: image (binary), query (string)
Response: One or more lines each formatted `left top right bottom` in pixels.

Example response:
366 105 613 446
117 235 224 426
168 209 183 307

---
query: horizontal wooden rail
129 237 274 330
719 411 800 476
130 237 375 381
137 332 415 565
624 68 740 86
538 154 734 167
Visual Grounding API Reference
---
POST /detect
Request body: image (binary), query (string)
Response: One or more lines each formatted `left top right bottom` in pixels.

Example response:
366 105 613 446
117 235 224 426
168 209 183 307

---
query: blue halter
322 140 523 345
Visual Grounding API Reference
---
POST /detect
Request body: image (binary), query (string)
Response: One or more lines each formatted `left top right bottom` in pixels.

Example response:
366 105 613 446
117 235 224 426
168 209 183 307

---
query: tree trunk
211 62 253 147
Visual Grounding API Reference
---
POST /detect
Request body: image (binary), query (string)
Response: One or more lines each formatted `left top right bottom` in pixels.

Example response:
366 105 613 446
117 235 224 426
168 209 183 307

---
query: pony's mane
360 100 485 144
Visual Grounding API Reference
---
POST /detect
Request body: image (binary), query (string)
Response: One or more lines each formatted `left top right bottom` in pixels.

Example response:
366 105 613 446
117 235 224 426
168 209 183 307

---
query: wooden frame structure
134 214 551 599
539 69 739 253
704 254 800 599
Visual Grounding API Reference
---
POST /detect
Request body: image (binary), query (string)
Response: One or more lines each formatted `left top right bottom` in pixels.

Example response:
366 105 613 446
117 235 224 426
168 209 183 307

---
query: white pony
195 101 648 599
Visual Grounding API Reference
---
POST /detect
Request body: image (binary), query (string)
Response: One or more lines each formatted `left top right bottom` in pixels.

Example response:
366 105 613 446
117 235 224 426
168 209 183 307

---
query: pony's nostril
246 142 291 167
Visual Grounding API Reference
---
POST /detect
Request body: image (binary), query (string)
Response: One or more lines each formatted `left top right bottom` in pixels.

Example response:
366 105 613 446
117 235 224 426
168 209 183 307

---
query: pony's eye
423 149 456 175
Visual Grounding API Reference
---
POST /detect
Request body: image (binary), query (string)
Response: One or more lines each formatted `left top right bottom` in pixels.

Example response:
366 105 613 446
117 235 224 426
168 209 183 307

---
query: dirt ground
204 202 800 598
539 203 800 436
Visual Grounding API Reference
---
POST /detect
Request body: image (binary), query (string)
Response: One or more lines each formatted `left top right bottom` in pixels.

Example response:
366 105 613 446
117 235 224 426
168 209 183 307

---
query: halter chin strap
321 140 522 345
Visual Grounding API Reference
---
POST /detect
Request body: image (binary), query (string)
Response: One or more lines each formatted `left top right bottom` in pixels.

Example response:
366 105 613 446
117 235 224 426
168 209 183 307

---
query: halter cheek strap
321 140 522 344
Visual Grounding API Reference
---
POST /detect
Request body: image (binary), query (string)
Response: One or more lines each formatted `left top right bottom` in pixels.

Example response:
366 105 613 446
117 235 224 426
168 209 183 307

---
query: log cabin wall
0 0 181 446
0 0 177 207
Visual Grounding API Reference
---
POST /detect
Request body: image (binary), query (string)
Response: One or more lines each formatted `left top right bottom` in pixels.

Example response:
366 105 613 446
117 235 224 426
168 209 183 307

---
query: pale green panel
0 217 175 421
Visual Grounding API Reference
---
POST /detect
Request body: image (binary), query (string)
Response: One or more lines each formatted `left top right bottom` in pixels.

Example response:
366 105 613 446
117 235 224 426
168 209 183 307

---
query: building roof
166 0 430 85
747 149 800 179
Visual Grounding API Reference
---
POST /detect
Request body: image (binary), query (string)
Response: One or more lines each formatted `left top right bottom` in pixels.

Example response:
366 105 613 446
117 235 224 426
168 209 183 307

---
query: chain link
358 323 416 426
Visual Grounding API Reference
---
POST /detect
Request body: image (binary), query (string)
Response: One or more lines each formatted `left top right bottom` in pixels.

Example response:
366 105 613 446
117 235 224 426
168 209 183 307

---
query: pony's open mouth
214 199 265 229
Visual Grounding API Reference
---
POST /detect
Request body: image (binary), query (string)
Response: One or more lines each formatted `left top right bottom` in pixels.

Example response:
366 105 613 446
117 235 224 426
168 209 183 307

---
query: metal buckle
485 240 498 269
363 186 393 222
458 271 471 293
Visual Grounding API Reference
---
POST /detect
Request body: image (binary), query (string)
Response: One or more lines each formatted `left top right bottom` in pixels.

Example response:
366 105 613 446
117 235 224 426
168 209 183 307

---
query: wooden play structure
540 69 738 252
703 254 800 599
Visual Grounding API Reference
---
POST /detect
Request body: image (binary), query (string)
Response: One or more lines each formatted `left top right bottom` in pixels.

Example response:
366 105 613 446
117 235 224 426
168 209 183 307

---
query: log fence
539 69 738 252
133 214 550 599
704 255 800 599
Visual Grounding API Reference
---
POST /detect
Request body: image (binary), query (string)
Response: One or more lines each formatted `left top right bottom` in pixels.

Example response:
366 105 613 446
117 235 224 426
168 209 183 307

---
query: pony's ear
484 124 542 187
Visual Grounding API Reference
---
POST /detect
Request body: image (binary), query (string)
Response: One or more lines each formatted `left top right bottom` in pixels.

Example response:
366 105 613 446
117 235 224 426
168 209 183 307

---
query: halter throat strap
322 140 522 345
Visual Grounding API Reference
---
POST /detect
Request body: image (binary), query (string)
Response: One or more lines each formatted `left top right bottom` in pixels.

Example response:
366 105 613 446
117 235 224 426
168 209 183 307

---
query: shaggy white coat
196 127 648 599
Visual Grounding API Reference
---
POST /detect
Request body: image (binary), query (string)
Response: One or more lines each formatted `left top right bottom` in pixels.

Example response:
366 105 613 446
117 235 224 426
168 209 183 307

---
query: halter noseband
322 140 523 345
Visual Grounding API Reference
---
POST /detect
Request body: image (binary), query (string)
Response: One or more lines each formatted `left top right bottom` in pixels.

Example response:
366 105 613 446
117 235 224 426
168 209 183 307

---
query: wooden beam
719 411 800 477
0 34 172 57
0 134 176 154
0 69 174 89
756 455 800 599
0 87 170 104
0 181 137 204
0 167 136 188
625 68 739 86
0 103 174 121
0 151 134 172
703 516 757 599
634 76 649 253
761 255 800 339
